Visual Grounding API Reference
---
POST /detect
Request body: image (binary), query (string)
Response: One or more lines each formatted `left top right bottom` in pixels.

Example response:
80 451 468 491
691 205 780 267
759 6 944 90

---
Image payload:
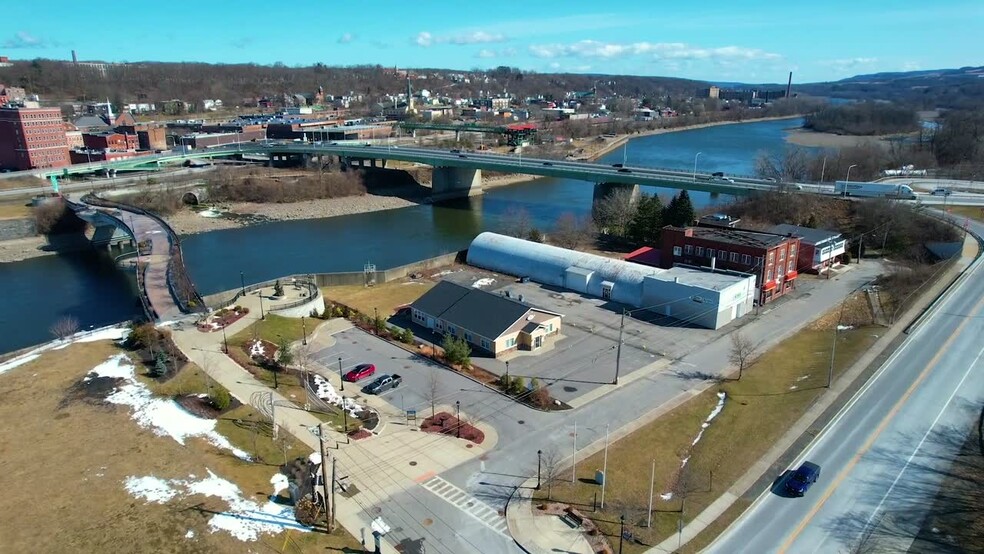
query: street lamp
536 449 542 490
221 325 228 354
301 316 307 346
259 289 265 320
618 514 626 554
240 271 246 297
505 360 510 382
846 164 858 183
337 356 345 391
693 151 702 182
455 400 461 439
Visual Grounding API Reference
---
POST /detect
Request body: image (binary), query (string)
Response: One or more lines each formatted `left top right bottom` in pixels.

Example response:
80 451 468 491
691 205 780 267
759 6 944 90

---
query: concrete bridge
66 194 204 322
14 143 816 201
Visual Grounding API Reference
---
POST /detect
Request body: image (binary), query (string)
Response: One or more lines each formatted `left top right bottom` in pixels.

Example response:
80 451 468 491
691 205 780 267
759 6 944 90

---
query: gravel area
166 193 421 235
0 236 51 263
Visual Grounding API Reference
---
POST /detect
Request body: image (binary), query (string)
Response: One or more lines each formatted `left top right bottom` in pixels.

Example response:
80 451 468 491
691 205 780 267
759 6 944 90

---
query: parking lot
406 264 855 404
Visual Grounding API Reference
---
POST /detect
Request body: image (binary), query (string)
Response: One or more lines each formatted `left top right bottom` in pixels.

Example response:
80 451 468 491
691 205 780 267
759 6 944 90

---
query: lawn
0 340 362 553
323 279 435 317
541 321 883 553
0 201 32 219
945 205 984 223
228 314 307 346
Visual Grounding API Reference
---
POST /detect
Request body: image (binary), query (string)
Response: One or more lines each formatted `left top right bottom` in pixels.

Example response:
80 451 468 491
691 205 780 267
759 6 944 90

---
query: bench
559 509 584 529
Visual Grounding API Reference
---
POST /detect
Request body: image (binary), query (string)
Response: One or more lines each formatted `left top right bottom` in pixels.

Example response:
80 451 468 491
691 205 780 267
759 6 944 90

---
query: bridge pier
432 166 482 199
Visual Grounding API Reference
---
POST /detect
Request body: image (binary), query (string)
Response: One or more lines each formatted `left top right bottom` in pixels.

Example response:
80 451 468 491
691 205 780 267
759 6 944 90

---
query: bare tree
539 447 565 501
754 147 813 183
593 187 637 237
729 332 757 381
551 212 595 250
425 371 442 418
500 206 533 239
49 316 80 340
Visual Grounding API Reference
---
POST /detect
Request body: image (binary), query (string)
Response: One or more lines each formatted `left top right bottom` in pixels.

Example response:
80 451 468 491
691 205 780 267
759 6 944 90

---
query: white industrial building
467 232 757 329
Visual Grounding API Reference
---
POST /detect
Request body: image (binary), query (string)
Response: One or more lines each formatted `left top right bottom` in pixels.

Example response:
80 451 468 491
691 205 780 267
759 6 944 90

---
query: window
447 325 456 335
696 246 704 256
707 248 715 258
465 332 473 342
778 248 785 261
481 339 490 349
673 246 682 256
788 261 795 273
756 256 764 267
730 252 739 262
768 252 775 263
767 269 773 281
506 337 516 348
719 250 727 261
741 254 751 264
684 245 693 255
547 323 554 332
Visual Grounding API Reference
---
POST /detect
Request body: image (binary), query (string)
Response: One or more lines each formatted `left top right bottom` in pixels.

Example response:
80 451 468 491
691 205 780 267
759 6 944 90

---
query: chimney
71 50 78 64
683 228 694 237
786 72 792 98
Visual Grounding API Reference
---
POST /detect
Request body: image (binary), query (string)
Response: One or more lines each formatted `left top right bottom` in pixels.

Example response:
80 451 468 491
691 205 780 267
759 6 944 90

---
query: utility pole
647 459 656 528
572 420 577 483
318 426 332 530
613 309 626 385
828 324 837 389
601 424 610 509
330 456 337 532
857 234 864 266
338 357 344 391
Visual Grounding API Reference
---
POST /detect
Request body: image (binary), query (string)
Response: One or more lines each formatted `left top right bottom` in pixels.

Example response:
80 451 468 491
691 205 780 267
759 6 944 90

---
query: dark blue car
786 461 821 496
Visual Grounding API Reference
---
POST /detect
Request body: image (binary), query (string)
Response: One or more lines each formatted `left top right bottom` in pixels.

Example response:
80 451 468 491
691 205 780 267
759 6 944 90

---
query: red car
343 363 376 382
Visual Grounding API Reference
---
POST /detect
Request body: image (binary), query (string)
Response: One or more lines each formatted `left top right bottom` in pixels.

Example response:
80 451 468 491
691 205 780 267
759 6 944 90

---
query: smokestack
785 72 792 98
71 50 78 64
711 256 716 272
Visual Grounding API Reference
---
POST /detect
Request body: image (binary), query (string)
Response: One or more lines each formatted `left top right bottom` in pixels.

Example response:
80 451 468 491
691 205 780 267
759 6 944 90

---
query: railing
208 274 320 313
79 192 206 315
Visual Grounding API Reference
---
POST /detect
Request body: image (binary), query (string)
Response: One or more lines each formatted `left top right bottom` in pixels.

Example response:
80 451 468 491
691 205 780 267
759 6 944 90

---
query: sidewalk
505 477 594 554
171 303 489 553
646 233 980 553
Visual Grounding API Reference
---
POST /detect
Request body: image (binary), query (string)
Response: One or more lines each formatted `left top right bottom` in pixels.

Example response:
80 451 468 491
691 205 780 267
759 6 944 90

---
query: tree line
804 102 919 136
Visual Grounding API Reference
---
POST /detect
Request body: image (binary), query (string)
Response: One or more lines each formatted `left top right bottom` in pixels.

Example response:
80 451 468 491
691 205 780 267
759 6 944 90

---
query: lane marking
777 295 984 553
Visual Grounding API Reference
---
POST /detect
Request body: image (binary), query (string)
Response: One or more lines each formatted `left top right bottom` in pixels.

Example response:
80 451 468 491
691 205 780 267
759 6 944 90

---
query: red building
82 132 140 151
657 226 802 304
69 149 153 164
0 106 70 171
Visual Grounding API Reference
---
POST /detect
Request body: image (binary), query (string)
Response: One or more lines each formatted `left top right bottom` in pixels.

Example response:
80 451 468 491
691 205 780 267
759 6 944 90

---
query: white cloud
4 31 45 49
415 32 433 47
528 40 781 63
820 57 878 68
414 30 508 47
337 33 355 44
476 49 497 59
449 31 507 45
901 61 922 72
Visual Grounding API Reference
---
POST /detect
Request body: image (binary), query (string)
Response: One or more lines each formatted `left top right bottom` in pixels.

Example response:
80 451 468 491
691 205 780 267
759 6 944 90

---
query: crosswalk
419 475 510 538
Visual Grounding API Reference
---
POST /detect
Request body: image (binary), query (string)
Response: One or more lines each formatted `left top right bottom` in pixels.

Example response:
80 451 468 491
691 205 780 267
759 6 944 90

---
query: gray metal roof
412 280 534 340
768 224 842 246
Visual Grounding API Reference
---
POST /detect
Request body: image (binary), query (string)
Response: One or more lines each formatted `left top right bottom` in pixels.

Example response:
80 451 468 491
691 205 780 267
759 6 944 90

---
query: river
0 117 805 355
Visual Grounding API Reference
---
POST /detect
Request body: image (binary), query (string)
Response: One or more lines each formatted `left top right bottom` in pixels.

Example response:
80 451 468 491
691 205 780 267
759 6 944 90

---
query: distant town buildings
0 84 27 105
697 85 787 104
0 105 71 170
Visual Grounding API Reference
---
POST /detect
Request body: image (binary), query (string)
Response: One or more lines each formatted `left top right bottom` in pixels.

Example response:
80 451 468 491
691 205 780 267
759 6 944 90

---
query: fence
207 275 321 314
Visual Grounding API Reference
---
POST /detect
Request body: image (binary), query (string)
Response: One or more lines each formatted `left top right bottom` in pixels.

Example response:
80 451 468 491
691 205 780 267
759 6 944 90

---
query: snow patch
271 473 289 496
125 475 178 503
87 354 250 460
660 492 673 501
185 530 195 539
123 469 309 542
77 326 130 343
836 325 854 331
663 392 726 498
472 278 495 288
311 374 364 417
0 353 40 376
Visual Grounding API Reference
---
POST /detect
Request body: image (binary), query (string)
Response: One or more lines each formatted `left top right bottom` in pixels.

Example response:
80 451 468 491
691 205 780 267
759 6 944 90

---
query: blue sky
1 1 980 83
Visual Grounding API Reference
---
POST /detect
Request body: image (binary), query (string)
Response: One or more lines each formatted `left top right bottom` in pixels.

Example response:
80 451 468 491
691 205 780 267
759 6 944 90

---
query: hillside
795 66 984 109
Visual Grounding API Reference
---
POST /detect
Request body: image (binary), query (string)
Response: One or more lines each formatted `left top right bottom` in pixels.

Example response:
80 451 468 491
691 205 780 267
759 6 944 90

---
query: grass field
541 321 882 553
0 340 362 553
323 280 435 316
0 175 48 191
0 201 32 220
945 205 984 223
228 314 306 346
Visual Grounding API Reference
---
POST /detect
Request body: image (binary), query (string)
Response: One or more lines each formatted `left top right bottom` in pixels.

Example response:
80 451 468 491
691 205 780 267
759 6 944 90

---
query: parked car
617 168 632 173
543 161 553 166
450 149 462 153
712 171 725 178
785 461 821 496
612 163 624 168
712 176 736 183
343 363 376 382
931 188 952 196
363 374 402 395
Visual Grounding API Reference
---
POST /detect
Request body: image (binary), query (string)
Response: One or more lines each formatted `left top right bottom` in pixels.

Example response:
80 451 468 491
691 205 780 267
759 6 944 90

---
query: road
707 214 984 554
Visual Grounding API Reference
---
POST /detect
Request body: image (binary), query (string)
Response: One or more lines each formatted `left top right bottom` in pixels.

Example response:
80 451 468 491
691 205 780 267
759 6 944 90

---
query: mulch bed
197 306 249 333
420 411 485 444
348 429 372 441
175 393 242 419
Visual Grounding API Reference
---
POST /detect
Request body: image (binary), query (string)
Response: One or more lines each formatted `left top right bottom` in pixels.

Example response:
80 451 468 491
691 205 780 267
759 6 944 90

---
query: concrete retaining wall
0 218 37 241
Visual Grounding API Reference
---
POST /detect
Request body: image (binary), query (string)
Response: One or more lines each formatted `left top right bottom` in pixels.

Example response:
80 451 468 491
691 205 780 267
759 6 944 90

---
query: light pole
613 309 626 385
820 156 827 183
536 449 542 490
846 164 858 183
259 289 265 320
618 514 626 554
693 151 702 182
505 360 510 382
240 271 246 297
221 325 228 354
455 400 461 439
301 316 307 345
338 357 344 391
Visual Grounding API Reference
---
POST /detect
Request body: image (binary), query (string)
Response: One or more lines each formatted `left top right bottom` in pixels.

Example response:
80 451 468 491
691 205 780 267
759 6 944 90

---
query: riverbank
583 114 805 161
784 127 904 149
